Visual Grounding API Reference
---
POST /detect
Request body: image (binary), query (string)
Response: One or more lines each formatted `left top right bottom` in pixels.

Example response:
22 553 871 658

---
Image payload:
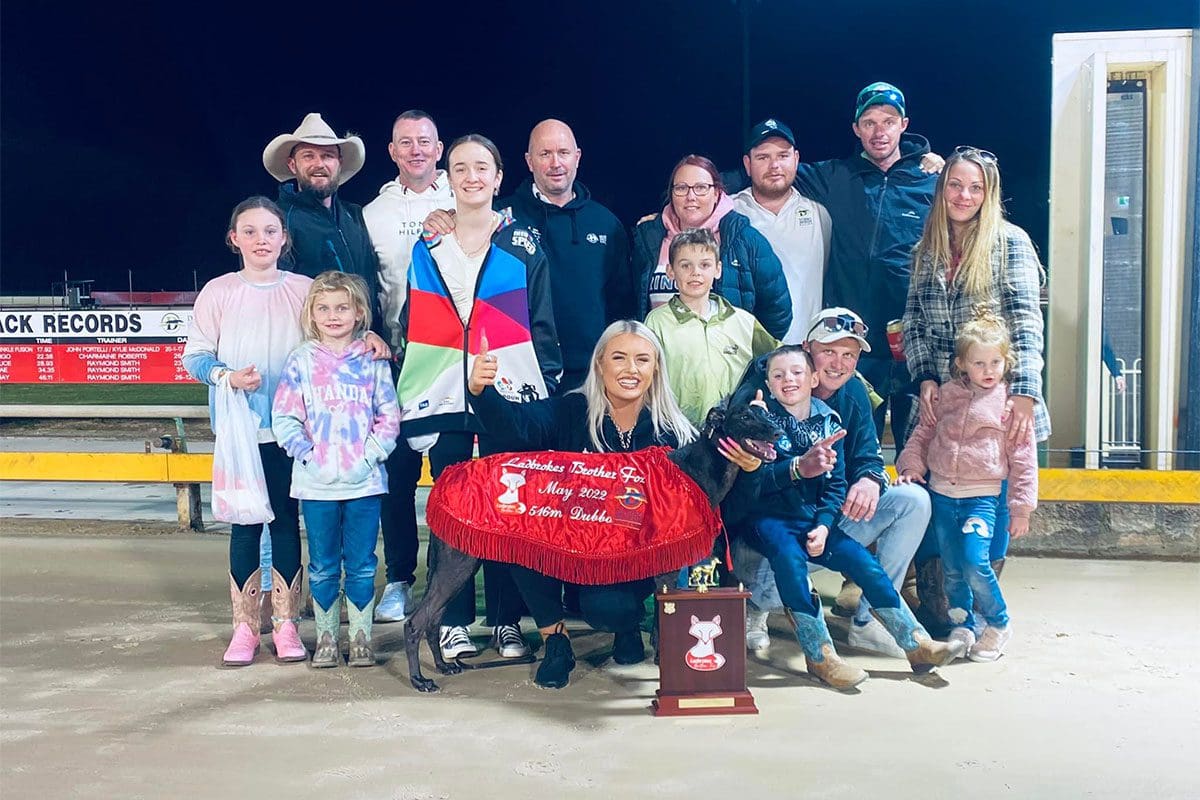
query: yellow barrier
0 452 435 487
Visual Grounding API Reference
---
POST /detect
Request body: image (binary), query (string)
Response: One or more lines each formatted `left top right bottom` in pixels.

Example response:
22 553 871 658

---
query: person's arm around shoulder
793 158 837 205
741 223 792 340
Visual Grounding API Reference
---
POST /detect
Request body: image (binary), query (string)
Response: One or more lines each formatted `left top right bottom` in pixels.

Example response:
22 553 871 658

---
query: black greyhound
404 399 784 692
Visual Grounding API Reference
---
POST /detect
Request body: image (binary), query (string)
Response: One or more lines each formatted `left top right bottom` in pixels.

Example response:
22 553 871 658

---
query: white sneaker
491 623 531 658
439 625 478 659
847 616 908 659
374 581 413 623
968 624 1011 663
745 608 771 651
947 626 977 659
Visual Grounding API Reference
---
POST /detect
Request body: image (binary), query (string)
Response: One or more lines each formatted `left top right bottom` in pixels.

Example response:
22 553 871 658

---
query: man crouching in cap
263 113 389 350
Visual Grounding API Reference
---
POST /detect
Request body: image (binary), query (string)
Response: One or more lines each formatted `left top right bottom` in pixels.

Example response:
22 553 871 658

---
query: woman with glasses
901 145 1048 636
632 154 792 339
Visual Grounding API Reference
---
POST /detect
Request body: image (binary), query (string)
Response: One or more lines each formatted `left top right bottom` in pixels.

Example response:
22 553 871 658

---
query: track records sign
0 308 197 384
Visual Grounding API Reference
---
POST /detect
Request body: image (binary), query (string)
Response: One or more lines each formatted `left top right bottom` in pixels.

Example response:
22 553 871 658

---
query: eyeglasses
807 313 868 340
671 182 714 197
953 145 998 164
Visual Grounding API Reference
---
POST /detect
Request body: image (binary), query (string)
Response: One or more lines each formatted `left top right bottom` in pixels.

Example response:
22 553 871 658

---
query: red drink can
886 319 905 361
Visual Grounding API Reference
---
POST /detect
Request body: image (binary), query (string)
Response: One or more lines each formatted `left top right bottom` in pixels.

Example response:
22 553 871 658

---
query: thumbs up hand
469 332 498 396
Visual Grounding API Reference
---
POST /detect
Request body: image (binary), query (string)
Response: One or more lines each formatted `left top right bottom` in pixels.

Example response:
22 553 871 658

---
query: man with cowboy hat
263 112 385 341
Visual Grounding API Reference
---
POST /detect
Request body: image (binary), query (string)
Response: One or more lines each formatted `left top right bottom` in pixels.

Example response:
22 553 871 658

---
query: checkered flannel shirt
902 221 1051 441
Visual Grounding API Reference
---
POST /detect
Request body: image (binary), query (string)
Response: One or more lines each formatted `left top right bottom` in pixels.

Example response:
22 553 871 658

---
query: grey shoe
846 616 908 659
968 624 1011 662
745 608 771 651
375 581 412 623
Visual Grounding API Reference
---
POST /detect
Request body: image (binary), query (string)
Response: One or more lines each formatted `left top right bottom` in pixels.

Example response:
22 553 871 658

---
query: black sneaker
535 632 575 689
612 629 645 665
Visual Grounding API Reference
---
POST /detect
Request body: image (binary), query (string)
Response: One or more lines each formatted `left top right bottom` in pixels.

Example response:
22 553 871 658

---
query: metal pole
1182 31 1200 469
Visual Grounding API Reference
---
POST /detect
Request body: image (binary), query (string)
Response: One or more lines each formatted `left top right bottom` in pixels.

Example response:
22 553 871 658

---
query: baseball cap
854 82 906 121
745 118 796 154
805 307 871 352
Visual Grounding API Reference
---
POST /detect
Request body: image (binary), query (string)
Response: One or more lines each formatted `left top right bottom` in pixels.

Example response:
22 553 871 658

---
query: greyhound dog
404 399 783 692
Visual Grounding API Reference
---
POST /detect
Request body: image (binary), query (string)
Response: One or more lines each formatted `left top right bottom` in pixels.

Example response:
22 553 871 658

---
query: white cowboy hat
262 112 366 184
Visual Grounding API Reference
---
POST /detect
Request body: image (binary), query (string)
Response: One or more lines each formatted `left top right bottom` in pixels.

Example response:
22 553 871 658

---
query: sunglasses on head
953 145 998 164
807 314 868 340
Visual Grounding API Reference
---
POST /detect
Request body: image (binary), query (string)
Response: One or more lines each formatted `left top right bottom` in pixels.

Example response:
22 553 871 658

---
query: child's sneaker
439 625 478 659
491 624 531 658
947 626 976 658
745 609 771 651
968 624 1011 662
375 581 412 623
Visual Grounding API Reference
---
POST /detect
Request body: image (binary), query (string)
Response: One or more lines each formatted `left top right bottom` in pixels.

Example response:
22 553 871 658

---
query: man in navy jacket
499 119 632 391
791 83 938 453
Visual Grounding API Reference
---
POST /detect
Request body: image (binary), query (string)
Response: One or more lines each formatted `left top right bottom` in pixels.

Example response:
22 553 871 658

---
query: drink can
886 319 906 361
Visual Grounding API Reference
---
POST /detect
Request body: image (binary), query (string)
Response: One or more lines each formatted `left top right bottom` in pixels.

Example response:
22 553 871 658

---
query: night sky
2 0 1195 296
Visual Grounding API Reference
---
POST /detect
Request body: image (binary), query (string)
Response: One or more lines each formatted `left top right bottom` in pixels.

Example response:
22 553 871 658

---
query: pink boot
223 569 263 667
270 568 307 663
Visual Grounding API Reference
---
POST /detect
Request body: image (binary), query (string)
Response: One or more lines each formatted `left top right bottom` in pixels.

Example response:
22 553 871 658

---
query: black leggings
508 565 651 633
229 443 301 590
429 432 525 627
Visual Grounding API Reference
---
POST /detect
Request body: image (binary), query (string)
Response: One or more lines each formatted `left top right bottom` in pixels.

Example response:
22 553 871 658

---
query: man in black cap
733 119 832 343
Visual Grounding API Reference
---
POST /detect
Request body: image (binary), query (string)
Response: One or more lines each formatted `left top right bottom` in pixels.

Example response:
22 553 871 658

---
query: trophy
653 561 758 716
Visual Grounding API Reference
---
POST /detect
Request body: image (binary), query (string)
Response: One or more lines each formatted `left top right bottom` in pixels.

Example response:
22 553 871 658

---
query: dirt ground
1 526 1197 800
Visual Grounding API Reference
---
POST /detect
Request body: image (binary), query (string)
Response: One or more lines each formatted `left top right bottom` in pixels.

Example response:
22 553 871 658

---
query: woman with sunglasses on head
901 146 1048 637
632 155 792 340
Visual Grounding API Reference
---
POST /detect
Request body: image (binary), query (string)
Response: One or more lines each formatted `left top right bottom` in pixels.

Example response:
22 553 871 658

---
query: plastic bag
211 382 275 525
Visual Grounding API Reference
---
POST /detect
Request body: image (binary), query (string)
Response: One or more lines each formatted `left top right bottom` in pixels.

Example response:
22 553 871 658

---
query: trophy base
652 690 759 717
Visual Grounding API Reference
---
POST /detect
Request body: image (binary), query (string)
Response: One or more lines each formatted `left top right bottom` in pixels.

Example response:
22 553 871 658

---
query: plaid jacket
902 221 1050 441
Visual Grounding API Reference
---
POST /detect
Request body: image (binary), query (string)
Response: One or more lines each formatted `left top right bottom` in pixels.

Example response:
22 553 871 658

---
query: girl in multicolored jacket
273 271 401 668
896 310 1038 663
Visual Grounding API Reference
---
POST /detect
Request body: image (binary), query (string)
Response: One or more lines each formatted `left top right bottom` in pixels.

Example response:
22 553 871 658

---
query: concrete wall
1017 501 1200 559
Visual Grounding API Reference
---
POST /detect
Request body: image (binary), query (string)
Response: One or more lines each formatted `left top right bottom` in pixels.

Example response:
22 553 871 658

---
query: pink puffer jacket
896 378 1038 519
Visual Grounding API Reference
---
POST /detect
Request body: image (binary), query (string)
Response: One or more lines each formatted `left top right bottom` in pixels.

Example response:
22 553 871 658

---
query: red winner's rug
426 446 721 585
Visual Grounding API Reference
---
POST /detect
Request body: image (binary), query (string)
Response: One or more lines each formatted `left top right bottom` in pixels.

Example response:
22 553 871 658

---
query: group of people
183 79 1049 692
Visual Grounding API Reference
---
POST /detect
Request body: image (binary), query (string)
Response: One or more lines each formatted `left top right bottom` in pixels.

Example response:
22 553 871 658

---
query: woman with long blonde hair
902 146 1048 634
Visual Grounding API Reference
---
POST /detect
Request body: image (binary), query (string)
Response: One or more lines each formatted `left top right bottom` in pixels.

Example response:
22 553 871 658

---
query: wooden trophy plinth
653 586 758 716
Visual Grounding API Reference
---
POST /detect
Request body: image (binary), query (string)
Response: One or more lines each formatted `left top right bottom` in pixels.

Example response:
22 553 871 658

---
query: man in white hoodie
363 110 455 625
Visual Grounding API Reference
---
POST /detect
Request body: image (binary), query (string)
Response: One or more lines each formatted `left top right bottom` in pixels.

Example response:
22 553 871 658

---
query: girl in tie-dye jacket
273 271 401 668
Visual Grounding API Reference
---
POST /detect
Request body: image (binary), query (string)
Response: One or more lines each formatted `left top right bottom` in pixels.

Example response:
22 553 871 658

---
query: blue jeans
747 515 901 619
734 485 929 618
929 491 1009 628
916 481 1010 566
303 495 382 612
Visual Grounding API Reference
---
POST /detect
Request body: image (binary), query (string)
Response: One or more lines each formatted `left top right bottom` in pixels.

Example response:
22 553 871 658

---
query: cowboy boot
991 558 1006 579
915 558 952 637
900 562 919 612
270 567 307 664
785 608 868 691
310 594 342 668
222 568 263 667
871 604 967 673
346 598 376 668
832 579 863 618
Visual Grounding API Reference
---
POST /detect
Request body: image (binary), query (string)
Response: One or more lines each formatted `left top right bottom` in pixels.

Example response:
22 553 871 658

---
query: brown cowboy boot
872 605 966 672
785 609 868 691
833 579 863 617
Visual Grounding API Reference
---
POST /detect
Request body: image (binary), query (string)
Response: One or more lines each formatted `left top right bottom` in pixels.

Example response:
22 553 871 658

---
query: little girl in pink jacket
897 310 1038 663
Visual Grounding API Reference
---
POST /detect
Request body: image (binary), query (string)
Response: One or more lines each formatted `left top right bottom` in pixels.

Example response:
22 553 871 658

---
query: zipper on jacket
867 173 890 261
461 244 496 429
